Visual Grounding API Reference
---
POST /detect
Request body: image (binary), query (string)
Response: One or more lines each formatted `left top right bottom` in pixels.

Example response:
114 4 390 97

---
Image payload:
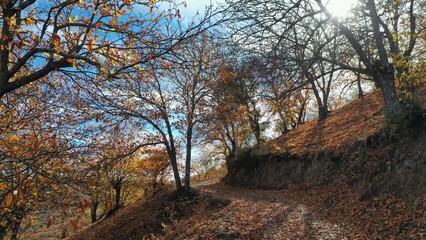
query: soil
164 182 425 239
68 181 425 240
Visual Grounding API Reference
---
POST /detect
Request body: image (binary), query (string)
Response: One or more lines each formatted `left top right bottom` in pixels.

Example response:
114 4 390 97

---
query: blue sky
178 0 222 19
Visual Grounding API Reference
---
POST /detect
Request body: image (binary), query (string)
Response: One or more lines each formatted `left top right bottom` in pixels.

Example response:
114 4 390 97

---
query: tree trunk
230 138 237 156
164 117 183 193
381 81 400 111
357 60 364 98
374 66 401 113
357 75 364 98
90 198 99 223
168 150 183 193
296 99 307 127
318 105 329 122
310 81 329 122
113 180 122 209
184 127 193 192
152 177 158 191
248 114 262 143
224 124 237 158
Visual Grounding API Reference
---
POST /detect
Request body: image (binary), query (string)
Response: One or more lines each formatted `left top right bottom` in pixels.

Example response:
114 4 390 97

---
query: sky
180 0 358 17
326 0 357 18
175 0 358 23
179 0 222 19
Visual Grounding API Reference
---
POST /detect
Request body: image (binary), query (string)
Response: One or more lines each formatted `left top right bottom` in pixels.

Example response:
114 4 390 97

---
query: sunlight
325 0 357 18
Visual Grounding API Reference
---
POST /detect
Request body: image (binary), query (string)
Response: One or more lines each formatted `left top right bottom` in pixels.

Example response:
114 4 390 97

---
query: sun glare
325 0 357 18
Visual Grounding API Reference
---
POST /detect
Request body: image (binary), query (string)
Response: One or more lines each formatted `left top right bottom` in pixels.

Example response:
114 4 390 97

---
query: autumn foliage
1 0 425 239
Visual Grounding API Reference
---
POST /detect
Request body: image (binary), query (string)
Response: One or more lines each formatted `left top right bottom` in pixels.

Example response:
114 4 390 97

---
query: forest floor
167 182 351 239
66 174 425 240
161 181 425 240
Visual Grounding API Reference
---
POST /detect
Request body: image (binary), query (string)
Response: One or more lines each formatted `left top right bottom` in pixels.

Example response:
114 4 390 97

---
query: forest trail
163 178 424 240
68 178 424 240
193 183 349 240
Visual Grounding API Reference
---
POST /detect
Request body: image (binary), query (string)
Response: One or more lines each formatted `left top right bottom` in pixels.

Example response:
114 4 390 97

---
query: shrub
228 144 268 170
383 97 424 138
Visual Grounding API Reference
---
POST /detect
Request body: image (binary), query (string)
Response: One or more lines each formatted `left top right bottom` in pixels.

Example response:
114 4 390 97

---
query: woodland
0 0 425 239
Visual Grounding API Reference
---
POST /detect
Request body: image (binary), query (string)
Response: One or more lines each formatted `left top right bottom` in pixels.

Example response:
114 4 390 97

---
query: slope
269 80 426 154
68 81 426 240
67 181 426 239
225 79 426 200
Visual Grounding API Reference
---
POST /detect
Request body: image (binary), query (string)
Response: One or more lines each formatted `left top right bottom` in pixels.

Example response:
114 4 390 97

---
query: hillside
225 80 426 200
268 80 426 154
270 90 384 154
67 82 426 240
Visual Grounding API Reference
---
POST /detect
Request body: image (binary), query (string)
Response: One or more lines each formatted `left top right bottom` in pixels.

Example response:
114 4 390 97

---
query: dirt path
172 183 352 239
66 179 423 239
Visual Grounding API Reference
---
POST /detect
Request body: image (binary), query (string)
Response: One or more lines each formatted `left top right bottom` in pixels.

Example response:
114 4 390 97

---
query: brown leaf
79 199 85 212
23 220 32 232
17 188 23 199
47 217 54 228
70 220 78 230
5 193 13 207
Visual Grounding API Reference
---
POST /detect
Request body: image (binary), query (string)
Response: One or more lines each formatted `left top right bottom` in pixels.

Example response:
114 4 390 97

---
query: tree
224 0 426 117
0 0 222 237
245 51 310 130
0 84 79 239
135 149 170 192
0 0 206 98
214 63 265 144
269 89 310 133
0 0 113 96
168 33 220 191
82 32 220 193
205 99 252 160
86 58 184 193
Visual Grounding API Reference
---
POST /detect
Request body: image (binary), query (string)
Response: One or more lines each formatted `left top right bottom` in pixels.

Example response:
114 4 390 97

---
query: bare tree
168 33 221 191
224 0 425 117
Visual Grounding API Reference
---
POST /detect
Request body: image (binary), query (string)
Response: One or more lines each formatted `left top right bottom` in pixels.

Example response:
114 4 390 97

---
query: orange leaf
17 188 23 199
5 193 13 207
9 148 15 158
9 134 19 141
101 10 109 16
105 200 114 212
87 39 93 51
